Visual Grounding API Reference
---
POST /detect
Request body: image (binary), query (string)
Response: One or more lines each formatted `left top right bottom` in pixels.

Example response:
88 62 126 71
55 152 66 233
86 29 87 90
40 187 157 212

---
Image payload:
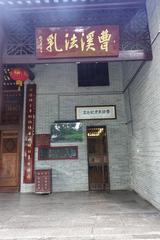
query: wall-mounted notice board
38 146 78 160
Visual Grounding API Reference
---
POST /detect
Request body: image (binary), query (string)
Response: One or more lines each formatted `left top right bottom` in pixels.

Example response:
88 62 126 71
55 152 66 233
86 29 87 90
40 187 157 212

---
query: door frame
0 127 22 192
86 125 110 191
0 87 24 193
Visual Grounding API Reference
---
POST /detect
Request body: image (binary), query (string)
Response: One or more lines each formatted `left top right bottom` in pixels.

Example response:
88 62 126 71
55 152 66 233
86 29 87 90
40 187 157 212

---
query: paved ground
0 191 160 240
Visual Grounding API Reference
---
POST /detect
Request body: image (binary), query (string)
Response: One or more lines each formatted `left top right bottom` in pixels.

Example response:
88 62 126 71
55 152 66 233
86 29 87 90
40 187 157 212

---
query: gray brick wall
146 0 160 42
122 0 160 210
20 1 160 211
122 61 142 90
21 62 130 192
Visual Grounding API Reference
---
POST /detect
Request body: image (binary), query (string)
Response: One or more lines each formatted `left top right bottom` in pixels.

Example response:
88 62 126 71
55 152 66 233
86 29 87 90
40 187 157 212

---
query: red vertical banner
23 84 36 183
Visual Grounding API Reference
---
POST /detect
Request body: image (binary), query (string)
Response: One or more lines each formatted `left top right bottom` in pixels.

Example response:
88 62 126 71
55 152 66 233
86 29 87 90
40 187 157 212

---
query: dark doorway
87 126 109 191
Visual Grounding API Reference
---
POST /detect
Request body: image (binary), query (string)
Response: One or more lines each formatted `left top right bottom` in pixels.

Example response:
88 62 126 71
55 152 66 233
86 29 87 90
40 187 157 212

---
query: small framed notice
38 146 78 160
75 105 116 120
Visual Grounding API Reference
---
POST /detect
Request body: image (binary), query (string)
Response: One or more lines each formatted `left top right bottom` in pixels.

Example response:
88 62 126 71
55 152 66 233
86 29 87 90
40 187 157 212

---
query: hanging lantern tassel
16 80 23 91
9 67 29 90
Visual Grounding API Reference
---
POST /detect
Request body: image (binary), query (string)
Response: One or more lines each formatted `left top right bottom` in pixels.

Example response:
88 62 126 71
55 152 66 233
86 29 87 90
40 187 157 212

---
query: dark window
78 63 109 87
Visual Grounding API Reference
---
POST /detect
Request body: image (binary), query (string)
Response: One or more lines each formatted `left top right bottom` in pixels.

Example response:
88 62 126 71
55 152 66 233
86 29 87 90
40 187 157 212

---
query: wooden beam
2 50 152 65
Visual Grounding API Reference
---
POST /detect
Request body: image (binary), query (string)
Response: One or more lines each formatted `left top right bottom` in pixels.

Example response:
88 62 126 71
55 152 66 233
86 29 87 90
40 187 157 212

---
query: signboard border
36 25 119 59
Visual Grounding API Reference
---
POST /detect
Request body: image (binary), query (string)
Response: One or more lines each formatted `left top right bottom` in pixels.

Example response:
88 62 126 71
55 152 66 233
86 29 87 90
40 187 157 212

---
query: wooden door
0 131 20 192
87 127 109 191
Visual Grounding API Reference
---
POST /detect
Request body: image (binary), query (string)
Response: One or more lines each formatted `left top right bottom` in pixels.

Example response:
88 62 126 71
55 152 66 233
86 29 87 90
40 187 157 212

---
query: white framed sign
75 105 116 120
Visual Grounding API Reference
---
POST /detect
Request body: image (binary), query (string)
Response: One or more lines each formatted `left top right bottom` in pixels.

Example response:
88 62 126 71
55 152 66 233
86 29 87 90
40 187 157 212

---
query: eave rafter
0 0 146 12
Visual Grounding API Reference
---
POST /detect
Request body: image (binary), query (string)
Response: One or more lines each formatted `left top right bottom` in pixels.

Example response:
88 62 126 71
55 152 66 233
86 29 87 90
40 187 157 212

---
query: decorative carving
121 9 151 51
35 169 52 194
2 138 17 153
4 7 151 58
1 90 23 124
6 15 35 56
0 131 19 187
3 67 17 90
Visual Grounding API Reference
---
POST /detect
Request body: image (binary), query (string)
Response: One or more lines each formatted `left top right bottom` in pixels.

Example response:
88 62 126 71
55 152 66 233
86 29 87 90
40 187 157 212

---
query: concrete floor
0 191 160 240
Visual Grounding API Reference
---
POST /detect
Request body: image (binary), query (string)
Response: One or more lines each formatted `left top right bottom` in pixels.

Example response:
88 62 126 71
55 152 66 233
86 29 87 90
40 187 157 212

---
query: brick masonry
21 1 160 210
123 0 160 210
21 62 130 192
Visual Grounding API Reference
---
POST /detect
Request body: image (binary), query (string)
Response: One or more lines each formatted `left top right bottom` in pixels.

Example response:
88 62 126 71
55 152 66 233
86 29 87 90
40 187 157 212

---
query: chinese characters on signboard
75 106 116 120
24 84 36 183
36 26 119 59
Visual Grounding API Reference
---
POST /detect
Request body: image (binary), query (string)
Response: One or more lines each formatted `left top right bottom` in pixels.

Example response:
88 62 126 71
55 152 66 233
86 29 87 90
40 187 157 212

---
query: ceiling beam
2 50 152 65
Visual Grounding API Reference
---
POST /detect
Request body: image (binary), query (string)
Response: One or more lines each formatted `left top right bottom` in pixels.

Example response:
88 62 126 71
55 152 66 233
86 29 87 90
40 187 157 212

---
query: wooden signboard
75 105 116 120
36 25 119 59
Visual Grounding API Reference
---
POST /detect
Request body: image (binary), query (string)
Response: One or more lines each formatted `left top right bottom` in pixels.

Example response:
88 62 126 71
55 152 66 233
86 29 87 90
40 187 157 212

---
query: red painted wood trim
35 134 50 147
0 187 20 193
23 84 36 183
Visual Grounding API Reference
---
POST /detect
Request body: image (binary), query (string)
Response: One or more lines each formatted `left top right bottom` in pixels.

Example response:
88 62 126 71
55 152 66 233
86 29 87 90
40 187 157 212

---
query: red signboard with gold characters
36 25 119 59
24 84 36 183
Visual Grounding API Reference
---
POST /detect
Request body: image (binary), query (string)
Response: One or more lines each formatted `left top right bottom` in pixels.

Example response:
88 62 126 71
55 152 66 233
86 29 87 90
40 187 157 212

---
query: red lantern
9 67 29 90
